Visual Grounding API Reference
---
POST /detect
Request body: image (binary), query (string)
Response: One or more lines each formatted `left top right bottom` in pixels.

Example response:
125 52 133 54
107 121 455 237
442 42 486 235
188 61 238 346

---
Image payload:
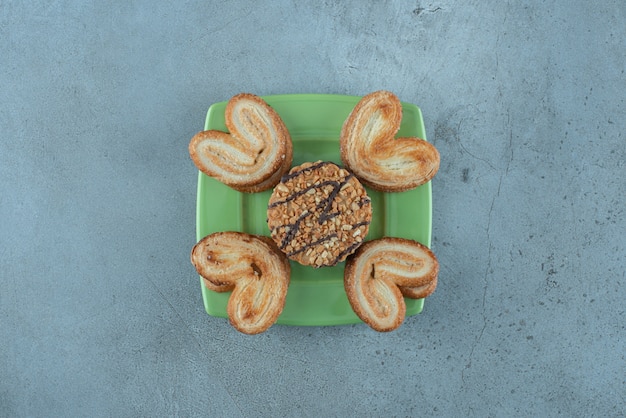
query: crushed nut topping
267 161 372 267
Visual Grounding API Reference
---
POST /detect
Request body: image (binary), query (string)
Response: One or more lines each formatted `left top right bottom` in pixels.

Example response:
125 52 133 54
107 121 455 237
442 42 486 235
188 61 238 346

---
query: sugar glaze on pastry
191 232 290 334
343 237 439 331
340 90 440 192
189 93 293 193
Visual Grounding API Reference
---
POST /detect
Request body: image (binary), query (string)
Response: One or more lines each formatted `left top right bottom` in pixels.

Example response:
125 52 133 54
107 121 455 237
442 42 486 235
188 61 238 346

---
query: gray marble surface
1 1 624 416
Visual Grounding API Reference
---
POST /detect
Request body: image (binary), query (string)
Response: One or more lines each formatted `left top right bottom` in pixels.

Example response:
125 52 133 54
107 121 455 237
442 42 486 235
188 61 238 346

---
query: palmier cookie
344 237 439 332
190 232 290 334
189 93 293 193
267 161 372 268
340 90 440 192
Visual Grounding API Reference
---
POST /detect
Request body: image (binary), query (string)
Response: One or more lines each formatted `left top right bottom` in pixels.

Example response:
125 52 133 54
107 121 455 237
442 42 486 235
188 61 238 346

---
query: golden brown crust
267 161 372 267
189 93 293 193
190 231 290 334
232 150 292 193
343 237 439 331
201 276 235 293
340 90 440 192
399 275 438 299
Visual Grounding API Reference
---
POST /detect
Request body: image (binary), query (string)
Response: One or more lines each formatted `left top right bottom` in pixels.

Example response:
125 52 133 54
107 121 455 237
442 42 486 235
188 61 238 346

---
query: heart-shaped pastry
344 237 439 332
191 232 291 334
189 93 293 193
340 90 440 192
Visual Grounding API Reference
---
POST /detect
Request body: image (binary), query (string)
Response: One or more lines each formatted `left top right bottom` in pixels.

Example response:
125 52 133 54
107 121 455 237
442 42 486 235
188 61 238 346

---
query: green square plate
195 94 432 326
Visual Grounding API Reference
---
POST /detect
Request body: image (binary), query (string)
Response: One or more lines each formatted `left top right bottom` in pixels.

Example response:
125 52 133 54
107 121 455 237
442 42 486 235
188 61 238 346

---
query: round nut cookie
267 161 372 268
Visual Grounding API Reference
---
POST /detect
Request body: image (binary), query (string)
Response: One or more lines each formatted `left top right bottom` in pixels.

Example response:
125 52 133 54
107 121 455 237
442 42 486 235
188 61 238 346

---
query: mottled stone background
1 1 624 416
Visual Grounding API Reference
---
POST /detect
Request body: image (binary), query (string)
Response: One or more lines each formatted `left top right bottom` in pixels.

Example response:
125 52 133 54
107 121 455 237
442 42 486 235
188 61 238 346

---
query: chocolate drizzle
268 160 372 266
279 160 330 182
272 175 352 251
286 234 338 257
351 221 370 231
279 209 310 249
268 179 349 210
270 162 358 253
331 241 364 266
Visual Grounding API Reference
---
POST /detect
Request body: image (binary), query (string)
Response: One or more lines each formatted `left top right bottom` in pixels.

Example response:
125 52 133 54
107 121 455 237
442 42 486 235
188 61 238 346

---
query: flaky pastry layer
189 93 293 192
191 232 290 334
340 90 440 192
344 237 439 332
